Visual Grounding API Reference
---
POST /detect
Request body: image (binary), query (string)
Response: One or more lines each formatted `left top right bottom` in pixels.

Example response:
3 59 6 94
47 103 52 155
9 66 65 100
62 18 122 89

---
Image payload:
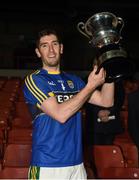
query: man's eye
42 44 48 48
53 42 59 46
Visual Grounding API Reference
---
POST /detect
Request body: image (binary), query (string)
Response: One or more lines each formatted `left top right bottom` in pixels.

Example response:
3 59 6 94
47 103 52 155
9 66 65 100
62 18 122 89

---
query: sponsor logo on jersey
56 92 77 103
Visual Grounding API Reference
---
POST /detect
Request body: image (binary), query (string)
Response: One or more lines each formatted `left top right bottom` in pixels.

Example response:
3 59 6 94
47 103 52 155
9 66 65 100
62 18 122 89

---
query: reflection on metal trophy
77 12 135 82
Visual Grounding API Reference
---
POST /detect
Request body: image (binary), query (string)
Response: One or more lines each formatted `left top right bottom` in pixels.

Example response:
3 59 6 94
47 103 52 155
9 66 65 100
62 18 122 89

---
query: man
23 27 114 179
85 81 124 145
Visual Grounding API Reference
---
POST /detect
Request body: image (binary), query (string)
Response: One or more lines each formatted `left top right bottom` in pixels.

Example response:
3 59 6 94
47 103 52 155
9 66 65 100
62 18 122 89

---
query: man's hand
97 109 110 122
87 65 106 90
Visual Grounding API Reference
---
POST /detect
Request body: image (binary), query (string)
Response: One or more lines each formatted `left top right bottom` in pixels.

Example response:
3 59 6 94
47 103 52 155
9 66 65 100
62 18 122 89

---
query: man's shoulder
23 70 45 87
26 69 45 79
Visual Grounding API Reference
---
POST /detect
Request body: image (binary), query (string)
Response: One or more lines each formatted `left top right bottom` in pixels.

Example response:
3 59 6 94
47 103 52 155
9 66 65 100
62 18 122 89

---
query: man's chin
48 62 59 67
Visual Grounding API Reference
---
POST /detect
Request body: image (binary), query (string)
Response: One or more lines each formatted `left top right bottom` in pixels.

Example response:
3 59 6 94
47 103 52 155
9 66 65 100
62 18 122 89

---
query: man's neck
42 66 60 74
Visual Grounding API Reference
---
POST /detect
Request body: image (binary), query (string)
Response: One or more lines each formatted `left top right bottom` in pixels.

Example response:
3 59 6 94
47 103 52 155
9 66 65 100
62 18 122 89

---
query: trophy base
98 57 135 83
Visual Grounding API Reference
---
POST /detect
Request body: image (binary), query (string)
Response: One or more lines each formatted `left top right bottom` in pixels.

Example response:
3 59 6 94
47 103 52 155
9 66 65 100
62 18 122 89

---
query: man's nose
49 45 54 52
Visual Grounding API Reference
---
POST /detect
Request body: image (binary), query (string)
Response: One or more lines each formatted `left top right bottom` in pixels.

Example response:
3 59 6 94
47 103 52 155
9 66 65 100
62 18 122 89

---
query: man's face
35 34 63 68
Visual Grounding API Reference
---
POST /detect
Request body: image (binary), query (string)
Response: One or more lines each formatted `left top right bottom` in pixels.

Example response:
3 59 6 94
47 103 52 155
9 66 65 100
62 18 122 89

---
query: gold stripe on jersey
29 74 47 99
25 77 43 104
48 92 55 97
37 103 41 109
25 71 48 104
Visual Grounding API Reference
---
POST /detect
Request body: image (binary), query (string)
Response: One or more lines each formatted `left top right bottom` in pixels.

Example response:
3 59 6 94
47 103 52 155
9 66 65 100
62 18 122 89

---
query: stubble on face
42 55 60 68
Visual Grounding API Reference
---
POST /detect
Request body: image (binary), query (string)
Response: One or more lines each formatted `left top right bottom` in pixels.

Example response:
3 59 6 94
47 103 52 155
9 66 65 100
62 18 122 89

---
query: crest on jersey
67 80 74 89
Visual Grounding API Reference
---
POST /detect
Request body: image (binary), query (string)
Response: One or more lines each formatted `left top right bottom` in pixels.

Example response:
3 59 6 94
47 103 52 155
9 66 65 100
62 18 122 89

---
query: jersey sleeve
23 73 54 107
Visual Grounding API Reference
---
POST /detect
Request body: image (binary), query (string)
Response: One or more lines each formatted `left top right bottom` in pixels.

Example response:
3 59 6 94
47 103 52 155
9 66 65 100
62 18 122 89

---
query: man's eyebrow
39 40 59 46
52 40 59 43
39 42 48 46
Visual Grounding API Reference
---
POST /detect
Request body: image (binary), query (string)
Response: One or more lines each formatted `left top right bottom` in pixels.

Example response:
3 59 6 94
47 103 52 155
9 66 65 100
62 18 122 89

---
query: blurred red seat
11 117 32 129
7 129 32 144
0 167 28 179
15 102 32 121
99 167 139 179
118 143 139 167
3 144 32 168
92 145 125 170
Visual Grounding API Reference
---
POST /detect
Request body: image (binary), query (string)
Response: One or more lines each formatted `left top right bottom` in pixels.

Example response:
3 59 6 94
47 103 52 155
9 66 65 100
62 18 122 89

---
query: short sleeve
23 73 55 107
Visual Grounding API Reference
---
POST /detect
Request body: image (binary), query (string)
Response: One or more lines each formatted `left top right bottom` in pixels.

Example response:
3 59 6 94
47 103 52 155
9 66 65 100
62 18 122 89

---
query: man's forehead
40 34 58 42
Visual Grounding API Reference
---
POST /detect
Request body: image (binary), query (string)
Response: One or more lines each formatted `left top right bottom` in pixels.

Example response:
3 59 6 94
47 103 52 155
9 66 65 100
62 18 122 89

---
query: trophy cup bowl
77 12 135 82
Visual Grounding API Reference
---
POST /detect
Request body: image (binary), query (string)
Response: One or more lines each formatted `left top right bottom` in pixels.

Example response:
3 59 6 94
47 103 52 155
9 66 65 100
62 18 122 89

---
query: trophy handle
77 22 90 39
117 17 124 34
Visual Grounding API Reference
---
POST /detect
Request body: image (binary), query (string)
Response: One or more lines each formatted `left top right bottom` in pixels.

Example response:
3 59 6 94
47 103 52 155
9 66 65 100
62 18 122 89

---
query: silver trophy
77 12 134 82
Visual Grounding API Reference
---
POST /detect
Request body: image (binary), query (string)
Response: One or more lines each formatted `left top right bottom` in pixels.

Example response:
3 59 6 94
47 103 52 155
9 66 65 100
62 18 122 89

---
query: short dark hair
35 26 62 48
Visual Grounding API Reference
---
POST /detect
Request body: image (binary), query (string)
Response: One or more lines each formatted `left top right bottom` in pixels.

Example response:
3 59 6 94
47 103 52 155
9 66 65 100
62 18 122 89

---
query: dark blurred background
0 1 139 74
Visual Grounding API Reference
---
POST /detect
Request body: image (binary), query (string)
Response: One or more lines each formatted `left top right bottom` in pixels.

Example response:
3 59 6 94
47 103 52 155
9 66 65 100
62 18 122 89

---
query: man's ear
35 48 41 58
60 44 63 54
